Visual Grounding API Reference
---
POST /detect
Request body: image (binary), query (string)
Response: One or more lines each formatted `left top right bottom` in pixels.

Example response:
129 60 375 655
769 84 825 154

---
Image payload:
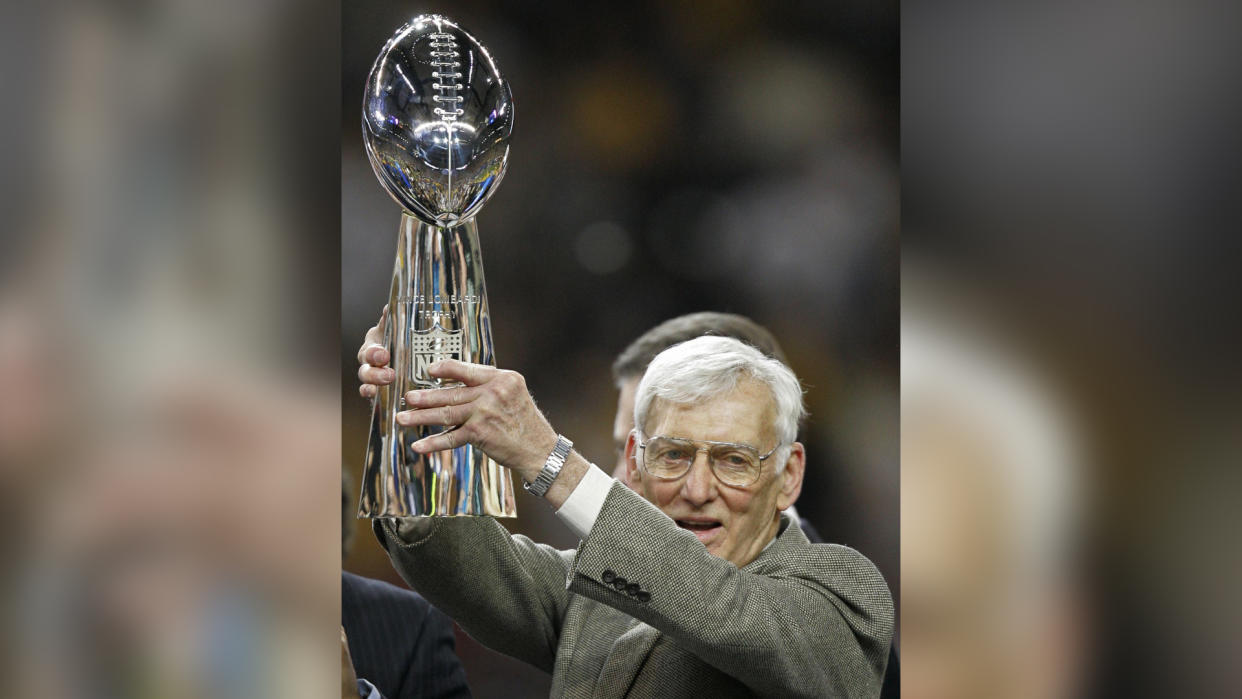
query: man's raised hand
357 307 392 399
397 359 559 480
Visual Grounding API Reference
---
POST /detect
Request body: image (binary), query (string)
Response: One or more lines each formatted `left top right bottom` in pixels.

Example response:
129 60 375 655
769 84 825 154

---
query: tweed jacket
375 481 893 698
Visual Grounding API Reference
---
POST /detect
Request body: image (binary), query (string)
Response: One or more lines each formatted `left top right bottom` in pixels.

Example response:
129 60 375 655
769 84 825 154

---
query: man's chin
676 527 744 565
701 534 728 558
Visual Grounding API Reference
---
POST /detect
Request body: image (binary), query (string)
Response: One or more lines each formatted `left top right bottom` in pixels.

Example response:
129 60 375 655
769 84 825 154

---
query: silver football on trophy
363 15 513 226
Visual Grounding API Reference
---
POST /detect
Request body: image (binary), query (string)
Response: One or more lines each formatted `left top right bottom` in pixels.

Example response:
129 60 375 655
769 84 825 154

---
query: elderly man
359 334 893 697
601 313 825 542
606 313 898 697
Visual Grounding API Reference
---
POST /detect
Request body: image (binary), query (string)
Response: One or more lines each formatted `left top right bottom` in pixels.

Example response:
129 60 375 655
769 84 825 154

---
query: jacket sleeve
567 482 894 699
374 516 575 673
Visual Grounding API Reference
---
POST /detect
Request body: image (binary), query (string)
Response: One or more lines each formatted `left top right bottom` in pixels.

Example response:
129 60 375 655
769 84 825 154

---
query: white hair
634 336 806 469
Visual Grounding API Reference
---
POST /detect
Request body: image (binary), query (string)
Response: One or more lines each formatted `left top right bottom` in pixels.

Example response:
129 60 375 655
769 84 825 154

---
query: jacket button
626 583 641 596
612 577 627 591
637 591 651 603
602 570 616 584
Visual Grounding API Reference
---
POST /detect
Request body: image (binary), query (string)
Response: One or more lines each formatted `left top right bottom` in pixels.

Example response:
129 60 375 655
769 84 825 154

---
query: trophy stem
357 213 517 518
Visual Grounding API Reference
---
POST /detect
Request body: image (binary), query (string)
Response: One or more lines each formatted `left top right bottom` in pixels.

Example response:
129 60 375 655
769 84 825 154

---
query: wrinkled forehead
642 378 777 446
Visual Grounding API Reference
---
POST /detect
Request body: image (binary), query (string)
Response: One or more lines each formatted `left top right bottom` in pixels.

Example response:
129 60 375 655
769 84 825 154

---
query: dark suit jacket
342 571 472 699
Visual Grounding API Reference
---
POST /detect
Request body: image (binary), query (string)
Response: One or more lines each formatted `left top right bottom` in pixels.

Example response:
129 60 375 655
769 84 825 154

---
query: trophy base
358 408 517 518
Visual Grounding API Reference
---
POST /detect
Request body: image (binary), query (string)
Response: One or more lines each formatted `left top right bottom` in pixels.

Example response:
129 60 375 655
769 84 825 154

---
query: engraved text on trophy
396 293 481 319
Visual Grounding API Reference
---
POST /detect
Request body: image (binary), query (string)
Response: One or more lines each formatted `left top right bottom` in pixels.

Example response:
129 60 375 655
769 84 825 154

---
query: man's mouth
675 518 723 544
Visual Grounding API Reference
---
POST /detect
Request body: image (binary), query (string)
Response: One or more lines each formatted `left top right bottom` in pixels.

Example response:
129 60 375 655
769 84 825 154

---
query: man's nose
680 449 717 505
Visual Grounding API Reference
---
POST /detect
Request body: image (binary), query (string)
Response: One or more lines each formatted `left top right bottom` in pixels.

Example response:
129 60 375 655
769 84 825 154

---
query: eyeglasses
634 433 783 488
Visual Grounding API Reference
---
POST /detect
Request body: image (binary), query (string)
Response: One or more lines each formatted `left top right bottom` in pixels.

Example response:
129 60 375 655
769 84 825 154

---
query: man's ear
624 431 642 487
775 442 805 511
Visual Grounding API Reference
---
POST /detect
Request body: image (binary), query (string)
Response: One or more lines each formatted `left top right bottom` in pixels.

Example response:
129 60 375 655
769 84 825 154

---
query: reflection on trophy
358 15 517 518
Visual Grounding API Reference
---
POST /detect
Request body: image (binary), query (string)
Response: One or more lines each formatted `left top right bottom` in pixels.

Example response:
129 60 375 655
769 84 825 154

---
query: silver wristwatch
524 435 573 498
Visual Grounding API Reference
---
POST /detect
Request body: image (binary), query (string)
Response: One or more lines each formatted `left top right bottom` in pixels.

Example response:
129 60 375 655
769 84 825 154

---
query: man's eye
659 449 687 461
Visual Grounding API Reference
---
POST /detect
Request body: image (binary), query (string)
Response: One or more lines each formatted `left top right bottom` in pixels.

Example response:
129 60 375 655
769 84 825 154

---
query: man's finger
365 345 389 367
396 403 473 428
427 359 497 386
356 311 387 365
359 384 377 399
410 426 469 453
404 385 481 409
358 363 395 387
356 333 384 365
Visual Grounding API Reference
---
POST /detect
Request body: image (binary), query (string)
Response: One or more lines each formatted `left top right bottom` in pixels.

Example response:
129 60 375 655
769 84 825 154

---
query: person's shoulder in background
342 571 472 699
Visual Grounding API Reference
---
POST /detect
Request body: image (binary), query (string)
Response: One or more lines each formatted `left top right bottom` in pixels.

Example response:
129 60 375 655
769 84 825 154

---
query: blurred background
902 1 1242 698
1 0 341 696
341 1 898 696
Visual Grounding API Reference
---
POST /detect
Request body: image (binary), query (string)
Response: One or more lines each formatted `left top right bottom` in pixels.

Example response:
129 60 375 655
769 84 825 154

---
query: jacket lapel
595 619 660 698
743 514 805 575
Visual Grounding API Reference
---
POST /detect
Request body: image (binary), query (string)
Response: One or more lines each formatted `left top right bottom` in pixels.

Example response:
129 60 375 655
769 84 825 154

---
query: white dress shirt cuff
555 462 614 540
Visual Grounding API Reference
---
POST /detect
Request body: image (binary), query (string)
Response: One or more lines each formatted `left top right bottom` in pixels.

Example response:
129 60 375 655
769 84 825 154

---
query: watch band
524 435 573 498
